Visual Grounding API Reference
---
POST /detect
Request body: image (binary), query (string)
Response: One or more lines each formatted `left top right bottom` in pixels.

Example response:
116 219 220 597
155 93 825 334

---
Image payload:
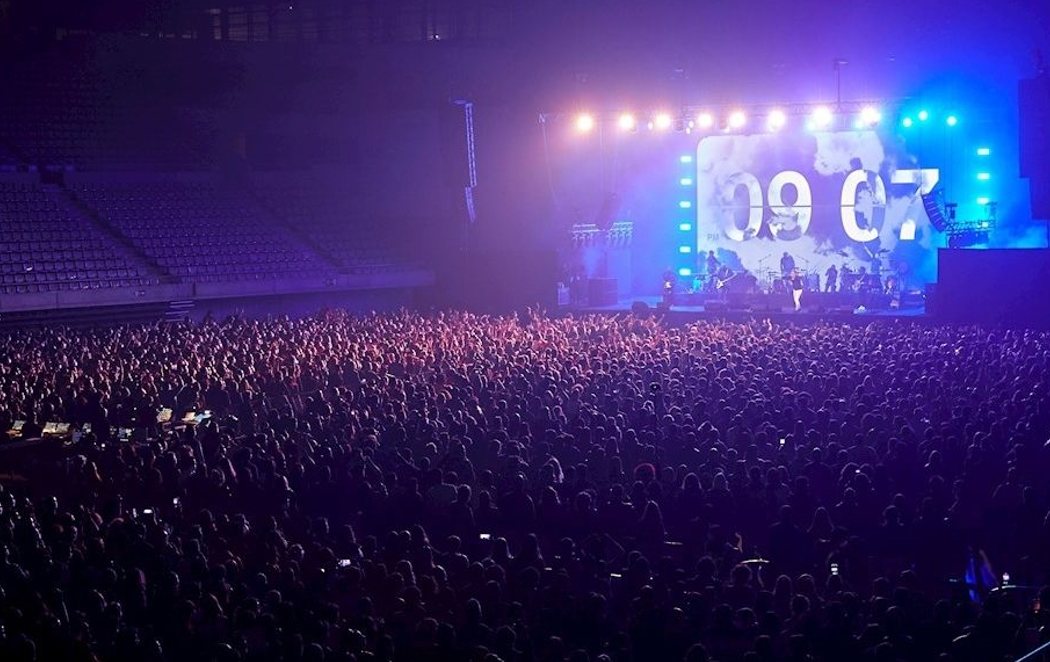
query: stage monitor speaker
587 278 618 306
921 191 949 231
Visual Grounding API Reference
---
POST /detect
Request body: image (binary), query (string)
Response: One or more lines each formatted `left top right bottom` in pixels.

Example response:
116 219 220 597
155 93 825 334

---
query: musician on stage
841 263 854 292
856 266 870 293
661 267 676 305
705 250 720 277
884 274 900 297
780 251 795 279
825 264 838 293
790 268 804 311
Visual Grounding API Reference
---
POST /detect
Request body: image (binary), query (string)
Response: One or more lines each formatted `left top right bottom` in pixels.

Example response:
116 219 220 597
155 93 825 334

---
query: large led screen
694 130 940 285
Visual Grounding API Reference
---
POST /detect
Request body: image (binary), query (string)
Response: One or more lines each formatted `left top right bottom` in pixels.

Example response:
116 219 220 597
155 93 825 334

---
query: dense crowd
0 310 1049 662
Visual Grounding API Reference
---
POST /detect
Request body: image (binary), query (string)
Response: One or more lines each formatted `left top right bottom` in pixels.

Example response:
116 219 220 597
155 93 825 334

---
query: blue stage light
678 201 692 209
946 115 958 127
680 178 694 186
976 147 991 156
678 245 692 253
918 110 929 121
678 222 692 231
976 196 990 205
679 155 693 164
678 267 693 277
902 117 914 128
977 172 991 181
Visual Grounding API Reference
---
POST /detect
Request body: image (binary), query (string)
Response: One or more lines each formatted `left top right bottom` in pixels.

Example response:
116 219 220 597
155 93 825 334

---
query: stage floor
573 295 927 323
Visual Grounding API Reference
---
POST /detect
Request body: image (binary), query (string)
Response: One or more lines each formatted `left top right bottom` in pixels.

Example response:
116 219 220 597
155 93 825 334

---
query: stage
573 294 926 324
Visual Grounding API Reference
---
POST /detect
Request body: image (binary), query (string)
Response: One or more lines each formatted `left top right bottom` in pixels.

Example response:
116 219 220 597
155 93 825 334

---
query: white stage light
696 112 715 129
653 112 673 131
859 106 881 126
767 109 787 131
811 106 834 129
728 110 747 130
617 113 636 131
575 113 596 133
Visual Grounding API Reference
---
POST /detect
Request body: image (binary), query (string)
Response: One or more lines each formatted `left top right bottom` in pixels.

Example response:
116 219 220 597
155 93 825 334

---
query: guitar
715 271 741 290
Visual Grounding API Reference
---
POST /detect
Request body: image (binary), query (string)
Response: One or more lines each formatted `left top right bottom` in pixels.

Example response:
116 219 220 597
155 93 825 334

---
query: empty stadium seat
0 182 155 294
74 181 335 284
252 178 408 274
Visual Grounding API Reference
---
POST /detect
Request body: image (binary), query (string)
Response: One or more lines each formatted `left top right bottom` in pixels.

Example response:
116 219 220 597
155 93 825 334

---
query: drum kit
758 254 819 294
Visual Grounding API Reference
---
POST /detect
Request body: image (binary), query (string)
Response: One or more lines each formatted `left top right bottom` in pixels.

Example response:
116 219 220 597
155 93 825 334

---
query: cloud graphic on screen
813 131 886 175
697 135 768 192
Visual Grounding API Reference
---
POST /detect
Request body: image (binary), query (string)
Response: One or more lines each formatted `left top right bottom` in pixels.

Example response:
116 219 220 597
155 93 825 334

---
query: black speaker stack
1020 71 1050 219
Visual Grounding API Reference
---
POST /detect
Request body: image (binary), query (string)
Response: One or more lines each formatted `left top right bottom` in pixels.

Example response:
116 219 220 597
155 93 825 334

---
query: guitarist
715 264 736 291
705 250 721 278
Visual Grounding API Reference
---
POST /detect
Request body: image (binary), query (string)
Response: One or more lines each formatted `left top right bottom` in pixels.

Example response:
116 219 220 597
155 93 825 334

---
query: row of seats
0 183 154 295
1 270 150 285
0 261 131 274
252 179 405 272
74 182 335 284
0 251 124 265
2 278 159 294
0 178 414 295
